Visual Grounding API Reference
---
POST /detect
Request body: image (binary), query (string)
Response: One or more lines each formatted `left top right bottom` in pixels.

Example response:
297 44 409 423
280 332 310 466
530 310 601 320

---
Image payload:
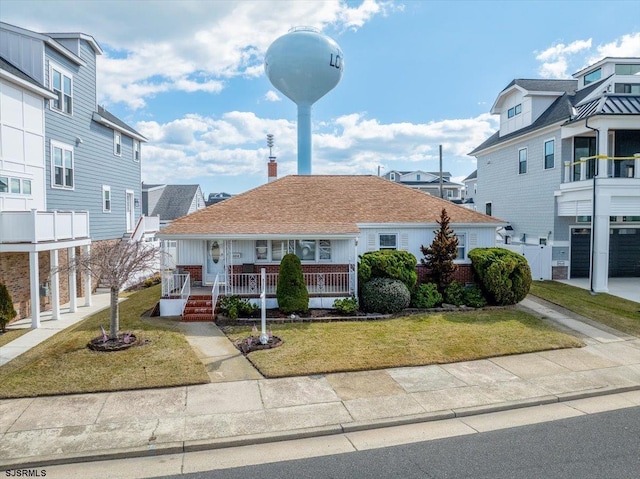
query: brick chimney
268 158 277 182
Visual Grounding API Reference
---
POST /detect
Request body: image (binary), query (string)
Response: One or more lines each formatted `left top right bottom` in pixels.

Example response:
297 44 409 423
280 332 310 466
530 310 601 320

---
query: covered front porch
158 237 358 318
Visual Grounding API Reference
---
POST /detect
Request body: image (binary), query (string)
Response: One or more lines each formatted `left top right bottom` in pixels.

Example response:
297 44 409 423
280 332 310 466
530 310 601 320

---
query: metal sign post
259 268 268 344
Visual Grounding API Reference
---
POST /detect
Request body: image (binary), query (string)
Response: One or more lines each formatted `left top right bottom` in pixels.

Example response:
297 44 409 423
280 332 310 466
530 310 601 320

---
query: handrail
211 274 220 319
180 273 191 315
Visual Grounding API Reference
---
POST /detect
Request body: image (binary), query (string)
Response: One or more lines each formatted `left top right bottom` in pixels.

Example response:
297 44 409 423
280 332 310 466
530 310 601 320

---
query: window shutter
367 233 375 251
400 233 409 250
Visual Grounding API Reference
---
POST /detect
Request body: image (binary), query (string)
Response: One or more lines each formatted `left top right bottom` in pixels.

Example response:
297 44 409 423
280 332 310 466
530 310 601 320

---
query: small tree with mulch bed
420 208 459 293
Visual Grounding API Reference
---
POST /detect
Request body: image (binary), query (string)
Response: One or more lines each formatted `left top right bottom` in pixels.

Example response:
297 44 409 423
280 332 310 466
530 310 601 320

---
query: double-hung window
455 233 466 260
51 141 74 188
102 186 111 212
133 140 140 161
518 148 527 174
379 234 397 250
114 131 122 156
544 140 555 169
50 65 72 114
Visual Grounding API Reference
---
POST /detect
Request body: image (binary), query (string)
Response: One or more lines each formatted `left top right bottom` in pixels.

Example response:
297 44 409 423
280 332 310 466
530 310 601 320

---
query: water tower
265 27 344 175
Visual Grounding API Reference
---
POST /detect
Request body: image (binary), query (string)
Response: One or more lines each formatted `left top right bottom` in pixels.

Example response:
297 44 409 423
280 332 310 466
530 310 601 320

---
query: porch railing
162 272 190 298
230 271 351 296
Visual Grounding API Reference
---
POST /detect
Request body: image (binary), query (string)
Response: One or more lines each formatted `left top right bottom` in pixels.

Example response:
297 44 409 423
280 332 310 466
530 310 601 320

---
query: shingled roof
160 175 503 237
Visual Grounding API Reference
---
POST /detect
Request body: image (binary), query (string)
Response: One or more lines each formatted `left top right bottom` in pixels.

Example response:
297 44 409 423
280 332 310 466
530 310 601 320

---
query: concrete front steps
182 295 216 322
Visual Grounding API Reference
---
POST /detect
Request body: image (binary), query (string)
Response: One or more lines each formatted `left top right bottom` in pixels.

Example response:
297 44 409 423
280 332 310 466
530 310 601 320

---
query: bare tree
57 240 161 339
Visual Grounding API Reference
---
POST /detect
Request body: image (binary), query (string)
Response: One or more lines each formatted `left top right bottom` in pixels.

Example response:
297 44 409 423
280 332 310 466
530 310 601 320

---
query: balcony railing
228 271 352 296
563 155 640 183
0 209 89 244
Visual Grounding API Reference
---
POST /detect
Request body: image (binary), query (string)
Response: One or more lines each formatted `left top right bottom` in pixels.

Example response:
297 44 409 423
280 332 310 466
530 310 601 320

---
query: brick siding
416 263 475 285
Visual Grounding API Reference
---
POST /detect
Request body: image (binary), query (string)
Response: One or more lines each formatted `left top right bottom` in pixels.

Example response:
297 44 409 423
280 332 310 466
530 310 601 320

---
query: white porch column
50 249 60 320
83 244 92 306
29 251 40 328
590 128 610 293
68 247 77 312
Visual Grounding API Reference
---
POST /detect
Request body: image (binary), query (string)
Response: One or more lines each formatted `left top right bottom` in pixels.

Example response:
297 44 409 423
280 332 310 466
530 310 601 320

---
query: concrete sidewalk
2 295 640 469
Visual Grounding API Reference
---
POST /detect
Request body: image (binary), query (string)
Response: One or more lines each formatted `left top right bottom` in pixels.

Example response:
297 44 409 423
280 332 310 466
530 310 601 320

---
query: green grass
0 285 209 398
223 308 584 377
530 281 640 337
0 328 30 348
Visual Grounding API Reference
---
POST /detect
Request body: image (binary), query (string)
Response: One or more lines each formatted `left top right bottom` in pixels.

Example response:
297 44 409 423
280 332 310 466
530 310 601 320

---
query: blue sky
2 0 639 196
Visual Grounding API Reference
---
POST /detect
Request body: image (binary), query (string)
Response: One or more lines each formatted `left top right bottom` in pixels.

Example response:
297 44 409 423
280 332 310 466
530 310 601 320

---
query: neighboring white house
157 175 504 315
382 170 465 201
462 170 477 210
470 57 640 289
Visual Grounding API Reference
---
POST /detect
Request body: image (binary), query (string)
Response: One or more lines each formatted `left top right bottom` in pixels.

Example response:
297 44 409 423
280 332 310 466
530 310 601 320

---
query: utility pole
439 144 444 199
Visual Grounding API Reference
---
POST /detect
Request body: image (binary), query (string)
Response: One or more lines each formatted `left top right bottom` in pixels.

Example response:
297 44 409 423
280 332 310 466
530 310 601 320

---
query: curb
3 384 640 471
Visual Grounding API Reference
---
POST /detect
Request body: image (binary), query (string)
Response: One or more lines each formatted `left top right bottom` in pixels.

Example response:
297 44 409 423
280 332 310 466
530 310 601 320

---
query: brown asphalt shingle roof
160 175 503 237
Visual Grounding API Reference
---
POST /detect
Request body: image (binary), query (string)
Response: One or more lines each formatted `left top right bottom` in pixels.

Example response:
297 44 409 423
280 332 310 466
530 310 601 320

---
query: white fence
501 244 552 281
229 271 352 295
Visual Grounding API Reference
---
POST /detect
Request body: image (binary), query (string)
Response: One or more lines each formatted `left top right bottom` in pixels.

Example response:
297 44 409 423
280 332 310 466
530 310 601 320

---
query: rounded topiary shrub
276 253 309 314
468 248 532 305
361 278 410 314
411 282 443 309
358 250 418 292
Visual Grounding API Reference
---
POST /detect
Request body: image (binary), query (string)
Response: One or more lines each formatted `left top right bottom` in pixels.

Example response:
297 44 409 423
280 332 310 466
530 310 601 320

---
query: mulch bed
87 333 144 352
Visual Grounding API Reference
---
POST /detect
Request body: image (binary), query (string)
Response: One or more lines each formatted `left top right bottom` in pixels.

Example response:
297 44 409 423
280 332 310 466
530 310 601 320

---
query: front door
205 240 226 284
125 190 135 232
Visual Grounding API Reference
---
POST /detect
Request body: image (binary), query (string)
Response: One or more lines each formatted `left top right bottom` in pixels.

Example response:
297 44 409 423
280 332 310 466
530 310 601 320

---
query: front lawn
223 308 584 378
530 281 640 337
0 285 209 398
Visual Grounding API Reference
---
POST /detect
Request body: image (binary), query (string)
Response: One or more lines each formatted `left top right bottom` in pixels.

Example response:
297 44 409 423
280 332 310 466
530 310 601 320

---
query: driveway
558 278 640 303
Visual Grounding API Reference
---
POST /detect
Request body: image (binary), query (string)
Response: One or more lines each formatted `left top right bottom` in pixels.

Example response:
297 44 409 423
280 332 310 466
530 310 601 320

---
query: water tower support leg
297 104 312 175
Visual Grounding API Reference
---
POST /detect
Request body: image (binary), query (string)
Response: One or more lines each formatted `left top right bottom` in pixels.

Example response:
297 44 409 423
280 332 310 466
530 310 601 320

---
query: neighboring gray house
470 57 640 290
0 22 154 326
382 170 464 201
143 184 206 228
461 170 477 210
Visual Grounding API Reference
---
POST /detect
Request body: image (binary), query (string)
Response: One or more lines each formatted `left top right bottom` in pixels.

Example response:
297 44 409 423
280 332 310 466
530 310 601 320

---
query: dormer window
584 68 601 85
507 103 521 118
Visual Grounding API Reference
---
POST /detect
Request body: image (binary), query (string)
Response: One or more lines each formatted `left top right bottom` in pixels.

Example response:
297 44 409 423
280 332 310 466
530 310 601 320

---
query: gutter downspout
585 116 599 295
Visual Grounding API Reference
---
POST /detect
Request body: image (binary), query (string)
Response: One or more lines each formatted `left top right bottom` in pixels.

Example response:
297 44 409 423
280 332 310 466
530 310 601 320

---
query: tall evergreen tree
421 208 459 292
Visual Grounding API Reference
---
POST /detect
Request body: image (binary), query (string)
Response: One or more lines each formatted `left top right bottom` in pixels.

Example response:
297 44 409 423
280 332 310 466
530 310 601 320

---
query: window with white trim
50 64 73 114
102 185 111 212
518 148 527 174
256 239 331 262
455 233 466 260
114 131 122 156
544 139 555 169
379 233 397 250
133 140 140 162
0 176 31 195
485 202 492 216
51 141 74 189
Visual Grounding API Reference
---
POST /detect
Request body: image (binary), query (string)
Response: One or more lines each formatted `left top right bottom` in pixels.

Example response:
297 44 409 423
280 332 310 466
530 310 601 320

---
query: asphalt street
158 406 640 479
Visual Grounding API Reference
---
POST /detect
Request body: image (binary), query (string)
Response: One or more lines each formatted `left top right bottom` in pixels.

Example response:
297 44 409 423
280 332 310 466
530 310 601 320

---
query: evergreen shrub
358 250 417 292
276 254 309 314
0 283 17 333
468 248 532 305
361 278 410 314
411 282 443 309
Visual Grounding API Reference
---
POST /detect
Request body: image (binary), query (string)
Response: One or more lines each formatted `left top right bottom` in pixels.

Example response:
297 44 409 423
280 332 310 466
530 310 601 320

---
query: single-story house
157 175 505 316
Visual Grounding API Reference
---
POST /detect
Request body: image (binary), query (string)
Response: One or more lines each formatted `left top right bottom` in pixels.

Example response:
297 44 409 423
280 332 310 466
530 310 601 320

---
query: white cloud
136 111 497 190
592 32 640 61
264 90 281 102
535 32 640 79
535 39 592 78
1 0 395 109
